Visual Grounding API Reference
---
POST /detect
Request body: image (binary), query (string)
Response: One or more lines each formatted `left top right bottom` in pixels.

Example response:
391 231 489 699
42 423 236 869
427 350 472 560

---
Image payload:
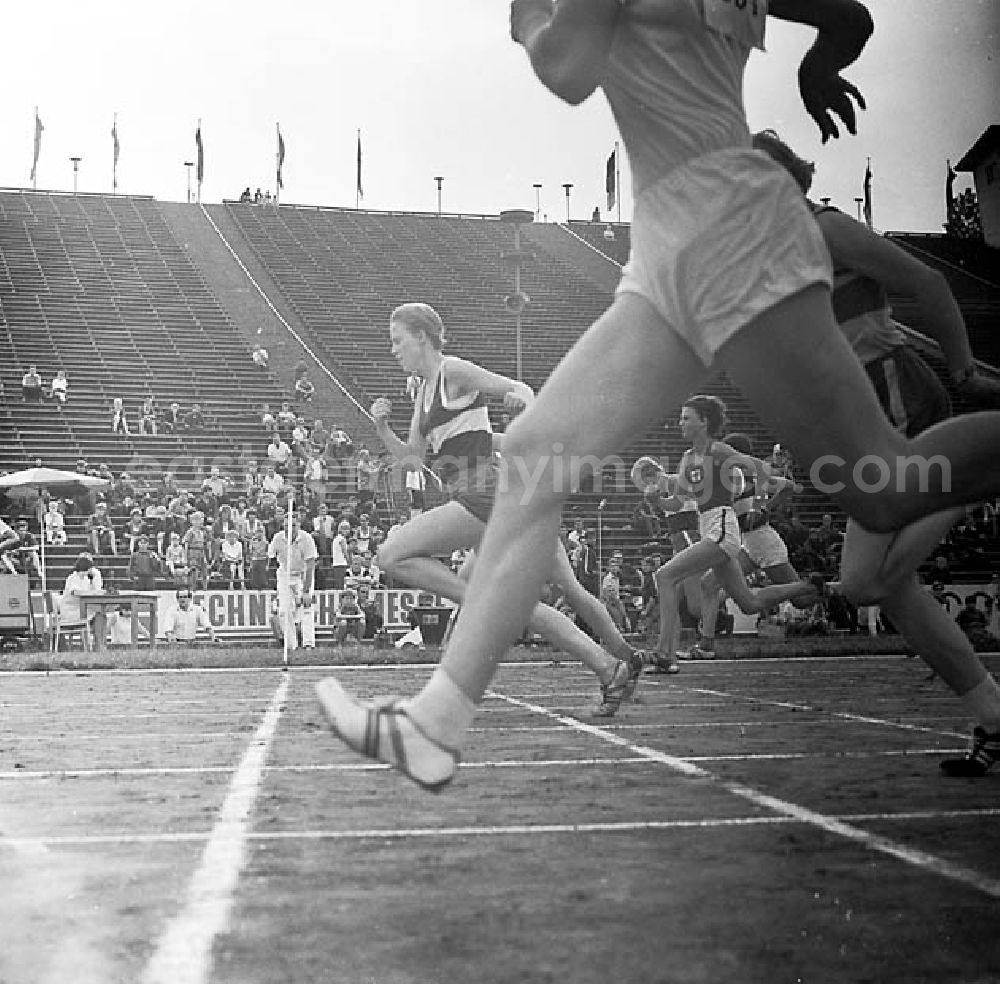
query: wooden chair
43 591 91 653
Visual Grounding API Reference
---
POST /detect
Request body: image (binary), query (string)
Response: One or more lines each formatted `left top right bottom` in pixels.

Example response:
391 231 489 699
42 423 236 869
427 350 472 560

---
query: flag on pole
356 130 363 201
862 158 873 229
195 124 204 185
276 125 285 191
112 116 120 191
605 147 616 213
30 109 44 184
946 159 956 222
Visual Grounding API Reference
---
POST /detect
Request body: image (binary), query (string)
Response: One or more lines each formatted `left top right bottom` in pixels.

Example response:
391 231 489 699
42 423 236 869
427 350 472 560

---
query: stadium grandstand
1 187 999 607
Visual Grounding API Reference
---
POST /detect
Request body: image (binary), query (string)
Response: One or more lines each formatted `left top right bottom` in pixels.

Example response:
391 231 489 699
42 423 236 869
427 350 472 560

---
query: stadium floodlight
70 156 82 194
532 183 542 220
562 183 573 222
500 209 535 382
184 161 195 204
434 176 444 215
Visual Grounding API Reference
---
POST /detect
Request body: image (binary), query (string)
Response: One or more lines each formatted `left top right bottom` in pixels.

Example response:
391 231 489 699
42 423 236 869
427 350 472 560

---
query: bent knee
839 570 886 607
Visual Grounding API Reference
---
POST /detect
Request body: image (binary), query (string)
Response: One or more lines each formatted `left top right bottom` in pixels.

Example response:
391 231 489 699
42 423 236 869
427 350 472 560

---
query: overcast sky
2 1 997 232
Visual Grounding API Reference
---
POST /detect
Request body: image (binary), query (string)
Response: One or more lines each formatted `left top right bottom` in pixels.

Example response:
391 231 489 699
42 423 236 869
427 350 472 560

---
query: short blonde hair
390 303 446 350
752 129 815 194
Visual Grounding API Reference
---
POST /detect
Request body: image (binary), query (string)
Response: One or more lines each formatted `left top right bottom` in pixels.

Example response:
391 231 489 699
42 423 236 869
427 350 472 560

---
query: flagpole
112 112 118 195
615 140 621 223
196 118 203 205
284 491 294 667
275 122 281 206
356 128 361 209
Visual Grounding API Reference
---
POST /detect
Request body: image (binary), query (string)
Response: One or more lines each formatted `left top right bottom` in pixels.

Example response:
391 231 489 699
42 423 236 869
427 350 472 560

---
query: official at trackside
163 588 217 643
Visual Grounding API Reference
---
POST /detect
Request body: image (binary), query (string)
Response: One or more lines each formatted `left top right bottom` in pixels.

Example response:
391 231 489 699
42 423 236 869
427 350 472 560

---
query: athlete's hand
370 397 392 423
510 0 554 44
958 372 1000 409
503 390 531 414
631 455 664 492
798 60 866 143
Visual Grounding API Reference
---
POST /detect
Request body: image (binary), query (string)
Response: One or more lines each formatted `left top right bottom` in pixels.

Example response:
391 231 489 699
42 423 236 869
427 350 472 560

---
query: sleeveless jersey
682 442 742 512
417 358 494 491
810 203 907 362
604 0 765 195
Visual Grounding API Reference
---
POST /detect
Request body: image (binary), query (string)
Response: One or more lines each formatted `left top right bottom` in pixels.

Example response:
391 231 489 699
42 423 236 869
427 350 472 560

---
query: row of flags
27 110 366 202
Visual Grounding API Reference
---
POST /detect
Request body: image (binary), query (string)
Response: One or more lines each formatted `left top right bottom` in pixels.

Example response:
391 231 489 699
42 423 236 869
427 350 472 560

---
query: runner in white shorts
642 396 819 667
690 431 815 658
315 1 1000 792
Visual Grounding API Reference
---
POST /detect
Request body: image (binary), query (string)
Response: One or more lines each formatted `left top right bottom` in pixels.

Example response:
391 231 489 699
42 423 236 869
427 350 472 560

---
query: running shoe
623 650 646 701
681 643 716 660
646 652 681 674
592 659 634 718
940 726 1000 777
315 678 458 792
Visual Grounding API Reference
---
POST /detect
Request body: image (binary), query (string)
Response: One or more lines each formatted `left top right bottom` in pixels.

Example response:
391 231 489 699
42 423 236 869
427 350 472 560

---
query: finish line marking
3 807 1000 850
489 690 1000 899
141 674 289 984
0 748 969 781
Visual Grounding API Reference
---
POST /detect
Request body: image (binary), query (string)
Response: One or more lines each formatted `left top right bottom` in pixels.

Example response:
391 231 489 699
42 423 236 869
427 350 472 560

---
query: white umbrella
0 467 110 593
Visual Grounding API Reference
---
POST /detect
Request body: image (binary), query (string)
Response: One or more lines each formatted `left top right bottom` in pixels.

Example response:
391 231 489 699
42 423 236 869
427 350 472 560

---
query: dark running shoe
940 726 1000 777
646 652 680 675
593 659 632 718
622 650 646 701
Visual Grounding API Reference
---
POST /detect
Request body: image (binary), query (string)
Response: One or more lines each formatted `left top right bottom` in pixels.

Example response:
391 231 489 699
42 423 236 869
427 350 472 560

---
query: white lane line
688 686 969 739
0 747 970 781
4 807 1000 849
490 691 1000 899
141 674 289 984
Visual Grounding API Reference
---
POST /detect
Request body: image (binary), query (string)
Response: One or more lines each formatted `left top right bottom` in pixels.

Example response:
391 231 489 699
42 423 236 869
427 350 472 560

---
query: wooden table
78 592 158 650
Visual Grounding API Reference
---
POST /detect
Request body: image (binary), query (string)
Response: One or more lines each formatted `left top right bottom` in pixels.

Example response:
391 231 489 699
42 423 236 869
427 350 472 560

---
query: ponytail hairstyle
723 432 753 455
752 129 815 195
390 303 446 350
683 395 727 438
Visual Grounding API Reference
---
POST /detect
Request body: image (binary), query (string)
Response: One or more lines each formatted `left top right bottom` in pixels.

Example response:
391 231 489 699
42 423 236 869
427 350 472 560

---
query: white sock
961 675 1000 733
405 668 476 752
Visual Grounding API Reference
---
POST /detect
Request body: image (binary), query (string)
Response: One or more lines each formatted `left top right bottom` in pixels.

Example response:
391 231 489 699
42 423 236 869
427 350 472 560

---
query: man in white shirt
163 588 217 643
268 510 318 649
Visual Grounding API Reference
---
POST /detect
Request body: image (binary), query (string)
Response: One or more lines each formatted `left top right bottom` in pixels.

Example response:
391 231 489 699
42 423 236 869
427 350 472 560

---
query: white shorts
699 506 742 561
617 148 832 366
742 524 789 570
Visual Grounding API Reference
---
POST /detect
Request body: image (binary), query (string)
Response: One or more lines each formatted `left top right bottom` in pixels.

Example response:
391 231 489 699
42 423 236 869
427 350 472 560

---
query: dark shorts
865 346 952 438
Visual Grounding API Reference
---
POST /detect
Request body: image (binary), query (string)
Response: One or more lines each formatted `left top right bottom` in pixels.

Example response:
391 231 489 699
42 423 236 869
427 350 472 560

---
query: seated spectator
86 502 118 556
59 554 107 647
345 555 374 593
354 514 376 554
955 595 1000 652
329 520 352 589
144 494 168 553
311 503 337 556
110 397 131 436
252 344 269 369
8 519 41 580
332 588 365 645
930 580 963 614
266 435 293 475
182 403 206 432
164 532 189 585
127 535 161 590
162 402 184 433
356 583 384 640
243 459 262 499
260 464 285 502
294 374 316 404
163 588 217 644
807 513 843 558
261 403 277 435
202 465 231 503
122 508 148 553
328 423 353 461
244 526 268 589
44 500 67 545
216 528 245 589
138 397 158 436
49 370 69 405
21 366 43 402
311 419 329 451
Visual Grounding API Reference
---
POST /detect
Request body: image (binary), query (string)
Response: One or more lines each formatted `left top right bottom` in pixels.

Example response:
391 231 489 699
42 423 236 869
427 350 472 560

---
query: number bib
701 0 767 51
